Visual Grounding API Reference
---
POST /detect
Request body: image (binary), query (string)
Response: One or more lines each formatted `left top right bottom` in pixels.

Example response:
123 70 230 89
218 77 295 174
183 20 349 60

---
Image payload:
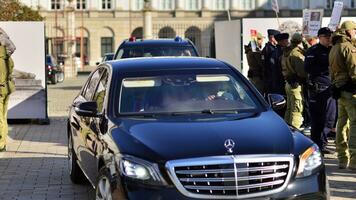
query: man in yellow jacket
281 33 307 129
329 21 356 170
0 28 16 152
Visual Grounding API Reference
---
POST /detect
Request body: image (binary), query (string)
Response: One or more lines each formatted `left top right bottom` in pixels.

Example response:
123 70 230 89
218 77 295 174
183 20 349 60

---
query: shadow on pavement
8 117 68 146
51 86 83 90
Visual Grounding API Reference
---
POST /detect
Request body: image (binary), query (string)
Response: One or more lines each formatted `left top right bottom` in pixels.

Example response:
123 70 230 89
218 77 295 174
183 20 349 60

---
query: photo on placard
310 12 321 21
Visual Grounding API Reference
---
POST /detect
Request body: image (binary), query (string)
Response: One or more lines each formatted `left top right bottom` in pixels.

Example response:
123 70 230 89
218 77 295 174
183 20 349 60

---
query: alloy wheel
96 176 113 200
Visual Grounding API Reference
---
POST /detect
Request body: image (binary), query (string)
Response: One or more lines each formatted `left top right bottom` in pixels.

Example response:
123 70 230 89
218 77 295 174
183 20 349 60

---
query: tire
96 167 114 200
50 74 58 84
57 72 64 82
68 134 86 184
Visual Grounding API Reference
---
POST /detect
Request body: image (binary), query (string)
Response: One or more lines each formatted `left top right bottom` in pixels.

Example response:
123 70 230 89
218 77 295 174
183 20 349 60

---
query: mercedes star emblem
224 139 235 153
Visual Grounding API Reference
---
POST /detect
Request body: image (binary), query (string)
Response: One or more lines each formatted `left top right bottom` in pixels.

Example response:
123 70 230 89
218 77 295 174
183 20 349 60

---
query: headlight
117 155 167 185
297 144 322 177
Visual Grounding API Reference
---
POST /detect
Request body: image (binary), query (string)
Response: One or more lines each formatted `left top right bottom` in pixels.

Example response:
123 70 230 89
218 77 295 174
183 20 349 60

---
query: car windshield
46 55 57 66
103 53 114 62
119 73 259 115
116 46 197 59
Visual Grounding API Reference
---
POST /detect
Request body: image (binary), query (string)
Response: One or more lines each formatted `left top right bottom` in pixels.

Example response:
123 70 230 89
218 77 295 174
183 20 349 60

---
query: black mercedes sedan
67 57 329 200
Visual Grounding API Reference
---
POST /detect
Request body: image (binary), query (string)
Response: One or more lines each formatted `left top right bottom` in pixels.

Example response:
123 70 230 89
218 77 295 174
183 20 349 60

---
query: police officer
262 29 280 94
265 32 289 96
281 33 306 129
305 27 336 154
0 27 16 152
329 21 356 170
245 32 264 93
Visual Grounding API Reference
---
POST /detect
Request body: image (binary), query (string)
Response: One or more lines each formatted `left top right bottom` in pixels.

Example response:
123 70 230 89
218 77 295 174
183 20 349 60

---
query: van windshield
116 46 198 59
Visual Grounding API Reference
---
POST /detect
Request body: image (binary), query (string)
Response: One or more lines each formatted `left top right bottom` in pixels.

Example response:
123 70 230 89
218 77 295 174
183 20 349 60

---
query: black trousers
309 89 336 150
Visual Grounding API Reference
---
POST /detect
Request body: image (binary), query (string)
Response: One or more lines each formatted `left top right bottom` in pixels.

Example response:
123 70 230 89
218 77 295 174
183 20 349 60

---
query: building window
76 0 86 10
51 0 61 10
135 0 144 10
186 0 199 10
289 0 303 9
102 0 112 10
160 0 173 10
101 37 113 57
326 0 349 9
238 0 255 10
215 0 226 10
158 26 176 38
75 37 89 65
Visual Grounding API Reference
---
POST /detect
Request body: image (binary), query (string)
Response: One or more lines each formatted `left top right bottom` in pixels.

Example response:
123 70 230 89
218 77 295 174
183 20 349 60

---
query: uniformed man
0 27 16 152
329 21 356 170
305 27 336 154
266 32 289 95
262 29 280 94
281 33 306 129
244 32 264 93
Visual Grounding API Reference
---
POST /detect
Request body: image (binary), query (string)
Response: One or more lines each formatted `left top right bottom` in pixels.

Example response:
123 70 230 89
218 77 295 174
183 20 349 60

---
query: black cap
317 27 333 36
275 33 289 41
267 29 281 36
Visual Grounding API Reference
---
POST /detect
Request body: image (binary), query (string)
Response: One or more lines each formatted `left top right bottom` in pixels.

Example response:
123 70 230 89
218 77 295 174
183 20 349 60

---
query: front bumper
113 168 328 200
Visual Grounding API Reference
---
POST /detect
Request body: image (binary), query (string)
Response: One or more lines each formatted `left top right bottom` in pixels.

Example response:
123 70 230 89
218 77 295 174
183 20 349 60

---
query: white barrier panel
0 22 47 120
215 20 241 72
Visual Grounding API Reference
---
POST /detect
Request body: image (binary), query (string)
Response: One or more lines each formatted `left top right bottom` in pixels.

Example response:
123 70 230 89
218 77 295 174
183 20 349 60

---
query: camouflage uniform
0 28 16 150
281 34 306 129
244 43 264 93
329 22 356 169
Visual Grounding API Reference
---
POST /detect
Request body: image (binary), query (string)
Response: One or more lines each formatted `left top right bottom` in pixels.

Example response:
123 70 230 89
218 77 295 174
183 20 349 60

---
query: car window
119 73 258 114
116 46 197 59
92 69 109 112
83 69 103 100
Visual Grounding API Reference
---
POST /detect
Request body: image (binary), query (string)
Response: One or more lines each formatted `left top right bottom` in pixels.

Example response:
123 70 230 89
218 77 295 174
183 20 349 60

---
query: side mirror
267 94 286 110
74 101 101 117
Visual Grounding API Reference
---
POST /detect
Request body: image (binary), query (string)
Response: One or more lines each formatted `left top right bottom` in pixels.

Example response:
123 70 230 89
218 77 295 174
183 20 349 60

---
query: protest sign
250 29 258 52
302 9 323 37
328 1 343 31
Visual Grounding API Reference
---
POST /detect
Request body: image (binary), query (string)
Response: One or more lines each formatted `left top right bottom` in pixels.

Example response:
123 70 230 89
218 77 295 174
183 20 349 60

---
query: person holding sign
305 27 336 155
245 32 264 93
329 21 356 170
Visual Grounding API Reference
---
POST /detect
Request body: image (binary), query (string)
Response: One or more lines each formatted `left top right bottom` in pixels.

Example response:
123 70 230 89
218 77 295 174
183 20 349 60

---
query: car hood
111 111 294 164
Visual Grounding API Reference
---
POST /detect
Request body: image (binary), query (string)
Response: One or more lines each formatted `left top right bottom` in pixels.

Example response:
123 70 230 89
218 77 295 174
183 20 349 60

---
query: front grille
166 155 294 199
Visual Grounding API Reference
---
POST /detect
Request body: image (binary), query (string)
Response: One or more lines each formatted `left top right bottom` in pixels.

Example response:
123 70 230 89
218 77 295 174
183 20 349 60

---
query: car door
82 68 110 182
74 68 104 183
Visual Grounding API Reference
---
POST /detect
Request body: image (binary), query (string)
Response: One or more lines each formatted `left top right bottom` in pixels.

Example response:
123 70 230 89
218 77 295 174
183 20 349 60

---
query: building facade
19 0 356 66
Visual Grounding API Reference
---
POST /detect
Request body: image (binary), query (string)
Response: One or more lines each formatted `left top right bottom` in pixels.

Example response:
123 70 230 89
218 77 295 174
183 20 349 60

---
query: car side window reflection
83 69 102 100
92 70 109 112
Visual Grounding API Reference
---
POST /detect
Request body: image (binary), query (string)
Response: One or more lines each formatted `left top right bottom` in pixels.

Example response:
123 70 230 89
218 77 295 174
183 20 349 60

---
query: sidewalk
0 75 355 199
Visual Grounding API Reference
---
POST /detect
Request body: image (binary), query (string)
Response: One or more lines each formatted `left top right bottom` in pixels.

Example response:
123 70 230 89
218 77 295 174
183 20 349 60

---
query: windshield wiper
201 109 239 114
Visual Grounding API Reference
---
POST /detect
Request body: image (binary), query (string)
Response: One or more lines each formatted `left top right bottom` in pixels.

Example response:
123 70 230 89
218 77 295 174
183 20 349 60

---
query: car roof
120 38 193 47
106 57 231 73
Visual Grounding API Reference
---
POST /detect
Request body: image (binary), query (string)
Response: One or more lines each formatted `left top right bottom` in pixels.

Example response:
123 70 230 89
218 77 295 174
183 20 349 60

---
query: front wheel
68 134 86 184
96 168 114 200
57 72 64 82
50 74 58 84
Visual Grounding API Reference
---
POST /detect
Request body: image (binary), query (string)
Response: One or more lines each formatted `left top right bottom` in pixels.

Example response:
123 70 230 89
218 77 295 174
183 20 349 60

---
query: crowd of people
245 21 356 171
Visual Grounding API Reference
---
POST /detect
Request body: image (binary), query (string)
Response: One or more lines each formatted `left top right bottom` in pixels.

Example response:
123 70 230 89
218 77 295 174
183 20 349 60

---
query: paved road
0 75 355 199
